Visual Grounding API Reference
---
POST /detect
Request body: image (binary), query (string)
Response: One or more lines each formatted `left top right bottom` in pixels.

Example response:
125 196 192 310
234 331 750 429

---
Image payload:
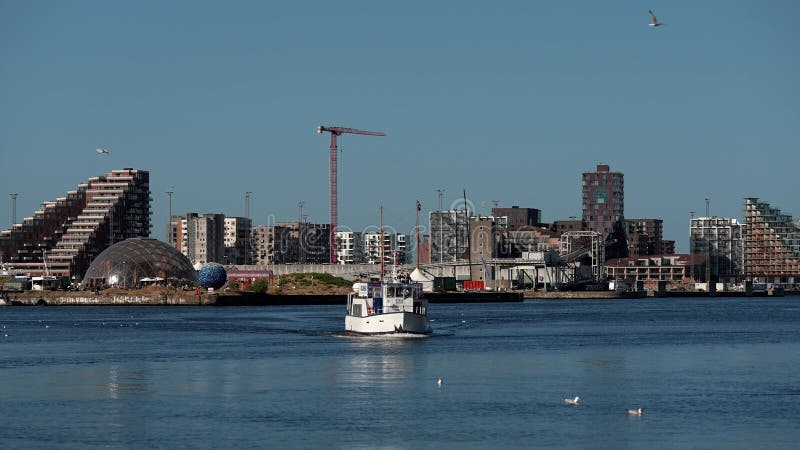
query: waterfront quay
5 288 793 306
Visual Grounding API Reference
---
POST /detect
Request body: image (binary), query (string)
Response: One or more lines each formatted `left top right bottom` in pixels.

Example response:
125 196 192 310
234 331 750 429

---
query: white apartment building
183 213 225 265
335 231 363 265
363 232 407 265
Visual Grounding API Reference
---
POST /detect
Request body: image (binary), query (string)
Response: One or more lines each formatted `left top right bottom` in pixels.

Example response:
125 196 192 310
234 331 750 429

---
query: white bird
96 147 110 155
626 408 643 416
437 378 443 388
648 10 663 27
564 396 580 406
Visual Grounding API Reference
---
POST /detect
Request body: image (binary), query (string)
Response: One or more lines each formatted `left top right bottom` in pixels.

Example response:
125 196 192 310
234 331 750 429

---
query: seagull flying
96 147 110 155
626 408 643 416
648 10 663 27
564 396 580 406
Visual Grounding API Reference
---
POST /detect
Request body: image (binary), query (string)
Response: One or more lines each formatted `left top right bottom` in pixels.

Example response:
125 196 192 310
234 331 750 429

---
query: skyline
2 1 798 253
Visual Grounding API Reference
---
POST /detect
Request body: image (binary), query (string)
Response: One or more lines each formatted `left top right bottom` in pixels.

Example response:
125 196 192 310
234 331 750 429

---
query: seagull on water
437 378 443 388
96 147 110 155
648 10 663 27
626 408 643 416
564 396 580 406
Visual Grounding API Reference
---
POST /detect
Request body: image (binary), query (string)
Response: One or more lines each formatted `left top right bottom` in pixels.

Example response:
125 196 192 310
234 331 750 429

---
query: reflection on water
339 338 423 389
35 364 153 400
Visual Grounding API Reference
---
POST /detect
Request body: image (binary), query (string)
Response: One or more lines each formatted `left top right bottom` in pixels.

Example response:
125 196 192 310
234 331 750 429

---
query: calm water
1 297 799 449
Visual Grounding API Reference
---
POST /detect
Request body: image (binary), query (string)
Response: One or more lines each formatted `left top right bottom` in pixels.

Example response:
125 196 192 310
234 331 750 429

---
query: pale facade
690 217 744 281
335 231 363 264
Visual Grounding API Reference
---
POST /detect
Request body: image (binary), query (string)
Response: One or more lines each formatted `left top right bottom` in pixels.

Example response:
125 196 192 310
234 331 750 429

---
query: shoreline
3 289 795 306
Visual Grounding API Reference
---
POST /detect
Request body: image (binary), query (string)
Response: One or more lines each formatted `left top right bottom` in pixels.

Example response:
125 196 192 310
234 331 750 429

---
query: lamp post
244 192 252 265
166 189 173 245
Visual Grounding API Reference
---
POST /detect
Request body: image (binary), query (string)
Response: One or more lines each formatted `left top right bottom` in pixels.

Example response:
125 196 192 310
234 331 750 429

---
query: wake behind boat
345 273 431 336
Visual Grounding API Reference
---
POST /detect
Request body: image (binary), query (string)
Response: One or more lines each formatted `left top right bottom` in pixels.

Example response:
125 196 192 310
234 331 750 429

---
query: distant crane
317 125 386 264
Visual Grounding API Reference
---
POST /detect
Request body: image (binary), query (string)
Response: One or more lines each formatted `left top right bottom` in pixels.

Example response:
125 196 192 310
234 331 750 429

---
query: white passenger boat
345 274 431 336
345 202 431 336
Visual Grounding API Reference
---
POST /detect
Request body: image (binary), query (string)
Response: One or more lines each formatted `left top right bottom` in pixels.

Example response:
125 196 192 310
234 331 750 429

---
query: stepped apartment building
743 198 800 284
0 169 151 278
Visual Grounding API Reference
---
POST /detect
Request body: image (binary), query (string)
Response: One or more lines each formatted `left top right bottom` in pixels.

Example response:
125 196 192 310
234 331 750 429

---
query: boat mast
380 201 385 278
464 189 472 280
415 200 421 270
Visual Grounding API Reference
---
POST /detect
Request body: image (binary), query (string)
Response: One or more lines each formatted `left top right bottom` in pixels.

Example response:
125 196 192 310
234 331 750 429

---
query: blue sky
1 0 797 253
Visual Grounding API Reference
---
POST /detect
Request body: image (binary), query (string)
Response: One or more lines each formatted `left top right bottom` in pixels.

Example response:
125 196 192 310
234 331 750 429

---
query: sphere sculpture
198 263 227 289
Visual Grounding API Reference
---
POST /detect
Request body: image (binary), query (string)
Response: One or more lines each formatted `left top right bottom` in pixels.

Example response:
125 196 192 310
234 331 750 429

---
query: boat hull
345 311 430 336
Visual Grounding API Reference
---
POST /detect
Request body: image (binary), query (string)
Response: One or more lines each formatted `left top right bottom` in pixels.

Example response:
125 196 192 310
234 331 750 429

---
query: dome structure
82 238 197 288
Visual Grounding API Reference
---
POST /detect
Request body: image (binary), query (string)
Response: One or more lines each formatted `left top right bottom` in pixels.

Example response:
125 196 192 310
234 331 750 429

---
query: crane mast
317 125 386 264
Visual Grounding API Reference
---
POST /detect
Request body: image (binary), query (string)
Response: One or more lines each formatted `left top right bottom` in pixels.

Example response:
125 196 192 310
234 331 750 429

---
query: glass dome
82 238 197 288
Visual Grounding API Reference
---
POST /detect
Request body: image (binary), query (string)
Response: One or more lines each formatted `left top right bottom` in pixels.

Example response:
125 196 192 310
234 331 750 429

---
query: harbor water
1 297 799 449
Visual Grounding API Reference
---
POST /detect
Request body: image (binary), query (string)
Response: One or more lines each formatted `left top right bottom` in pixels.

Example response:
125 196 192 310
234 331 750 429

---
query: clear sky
1 0 797 253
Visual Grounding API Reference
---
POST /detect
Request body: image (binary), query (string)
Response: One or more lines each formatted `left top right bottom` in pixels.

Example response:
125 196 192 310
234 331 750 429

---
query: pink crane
317 125 386 264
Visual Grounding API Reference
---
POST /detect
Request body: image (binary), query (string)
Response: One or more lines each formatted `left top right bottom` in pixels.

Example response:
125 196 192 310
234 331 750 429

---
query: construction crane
317 125 386 264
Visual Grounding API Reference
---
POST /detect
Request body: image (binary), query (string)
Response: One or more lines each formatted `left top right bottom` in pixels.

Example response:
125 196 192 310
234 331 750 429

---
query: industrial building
0 168 151 278
743 198 800 284
605 254 701 285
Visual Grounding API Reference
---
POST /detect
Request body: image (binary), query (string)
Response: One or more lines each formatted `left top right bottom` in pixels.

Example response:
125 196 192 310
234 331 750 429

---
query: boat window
353 304 362 317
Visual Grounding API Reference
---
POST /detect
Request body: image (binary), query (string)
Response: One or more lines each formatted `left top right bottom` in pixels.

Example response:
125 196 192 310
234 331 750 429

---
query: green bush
251 279 269 294
308 273 352 287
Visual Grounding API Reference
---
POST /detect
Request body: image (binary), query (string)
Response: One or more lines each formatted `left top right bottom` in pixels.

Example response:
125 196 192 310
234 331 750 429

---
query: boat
344 201 431 336
345 274 431 336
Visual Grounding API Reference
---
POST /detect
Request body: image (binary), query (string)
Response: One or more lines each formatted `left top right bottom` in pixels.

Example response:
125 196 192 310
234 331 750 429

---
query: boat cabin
347 282 427 318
